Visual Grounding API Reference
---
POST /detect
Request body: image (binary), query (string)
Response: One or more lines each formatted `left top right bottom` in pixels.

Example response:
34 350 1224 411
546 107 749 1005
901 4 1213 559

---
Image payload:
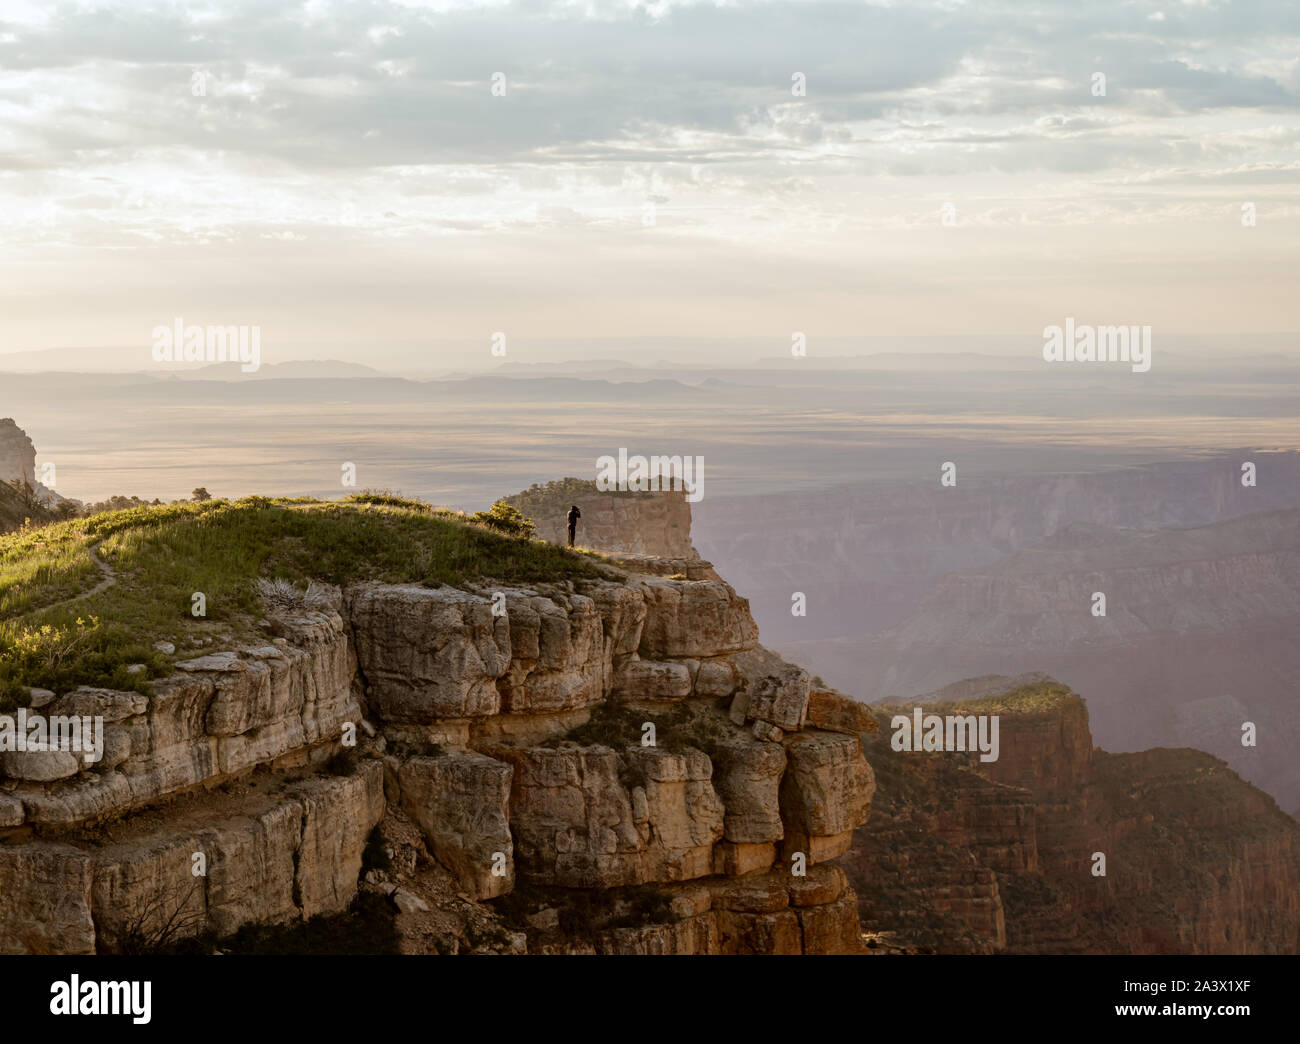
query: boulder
806 687 879 735
1 749 80 782
779 730 874 859
708 732 786 844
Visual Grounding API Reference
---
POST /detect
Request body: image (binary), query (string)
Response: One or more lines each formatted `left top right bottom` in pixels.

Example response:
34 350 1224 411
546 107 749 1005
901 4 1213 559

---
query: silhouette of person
567 504 581 547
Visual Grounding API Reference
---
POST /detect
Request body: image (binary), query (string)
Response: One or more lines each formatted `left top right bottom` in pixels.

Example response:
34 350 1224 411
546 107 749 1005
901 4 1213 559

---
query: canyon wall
696 453 1300 646
846 677 1300 954
837 509 1300 813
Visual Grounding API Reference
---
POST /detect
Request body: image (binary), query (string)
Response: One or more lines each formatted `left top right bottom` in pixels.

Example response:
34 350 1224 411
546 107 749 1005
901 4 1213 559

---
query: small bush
362 826 393 872
325 748 359 776
471 499 536 537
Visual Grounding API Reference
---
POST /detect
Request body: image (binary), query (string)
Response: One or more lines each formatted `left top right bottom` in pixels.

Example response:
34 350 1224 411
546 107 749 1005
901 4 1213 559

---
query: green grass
876 680 1076 719
0 495 608 704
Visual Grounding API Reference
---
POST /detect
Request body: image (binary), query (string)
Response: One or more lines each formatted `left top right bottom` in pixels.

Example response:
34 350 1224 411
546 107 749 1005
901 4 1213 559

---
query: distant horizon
2 330 1297 376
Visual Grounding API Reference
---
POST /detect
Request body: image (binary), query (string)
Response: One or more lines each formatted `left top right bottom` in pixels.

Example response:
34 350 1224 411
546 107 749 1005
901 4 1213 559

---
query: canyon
2 472 1296 956
690 454 1300 814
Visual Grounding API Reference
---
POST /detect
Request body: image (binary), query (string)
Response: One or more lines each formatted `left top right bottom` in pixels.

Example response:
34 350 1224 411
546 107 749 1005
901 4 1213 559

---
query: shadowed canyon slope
845 678 1300 954
687 455 1300 813
787 509 1300 814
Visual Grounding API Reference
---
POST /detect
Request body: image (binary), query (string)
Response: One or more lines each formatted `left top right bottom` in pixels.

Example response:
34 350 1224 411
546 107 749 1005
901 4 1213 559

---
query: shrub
471 499 536 537
362 826 393 872
325 748 359 776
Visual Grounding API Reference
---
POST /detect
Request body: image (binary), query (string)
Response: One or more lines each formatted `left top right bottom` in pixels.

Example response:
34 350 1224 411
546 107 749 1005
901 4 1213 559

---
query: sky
1 0 1298 366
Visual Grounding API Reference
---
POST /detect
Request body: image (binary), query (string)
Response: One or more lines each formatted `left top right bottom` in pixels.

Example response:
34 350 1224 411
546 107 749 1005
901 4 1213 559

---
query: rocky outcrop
0 418 37 490
497 745 724 888
503 479 699 559
846 678 1300 955
0 419 57 532
350 562 873 953
4 611 361 828
1 533 874 954
0 764 384 955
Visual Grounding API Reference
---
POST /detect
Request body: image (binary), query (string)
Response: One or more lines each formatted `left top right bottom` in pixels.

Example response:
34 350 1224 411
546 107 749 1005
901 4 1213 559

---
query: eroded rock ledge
1 555 875 955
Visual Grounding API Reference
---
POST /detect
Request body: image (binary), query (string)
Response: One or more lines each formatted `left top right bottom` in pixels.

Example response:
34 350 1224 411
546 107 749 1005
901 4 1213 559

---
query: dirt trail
49 540 117 610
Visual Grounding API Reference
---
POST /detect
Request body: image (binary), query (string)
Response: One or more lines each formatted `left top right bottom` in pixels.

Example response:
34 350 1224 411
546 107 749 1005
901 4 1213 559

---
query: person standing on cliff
567 504 581 547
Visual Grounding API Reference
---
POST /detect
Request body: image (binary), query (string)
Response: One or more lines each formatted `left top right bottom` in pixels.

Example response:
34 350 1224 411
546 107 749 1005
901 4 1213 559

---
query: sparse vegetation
108 879 206 956
147 892 400 956
919 680 1075 717
325 747 360 776
504 477 643 516
492 882 679 940
545 701 730 756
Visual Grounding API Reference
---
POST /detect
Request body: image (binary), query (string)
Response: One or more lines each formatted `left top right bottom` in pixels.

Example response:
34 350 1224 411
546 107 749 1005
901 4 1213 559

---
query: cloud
1 0 1298 348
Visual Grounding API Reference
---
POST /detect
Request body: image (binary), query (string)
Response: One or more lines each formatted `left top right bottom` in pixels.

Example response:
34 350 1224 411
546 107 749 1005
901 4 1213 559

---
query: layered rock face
503 480 698 559
0 607 384 954
0 549 874 954
846 677 1300 955
353 563 874 953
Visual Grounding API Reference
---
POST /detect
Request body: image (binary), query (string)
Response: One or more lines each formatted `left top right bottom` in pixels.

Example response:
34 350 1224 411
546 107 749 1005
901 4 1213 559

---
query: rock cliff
846 676 1300 954
0 419 61 532
0 524 874 954
0 418 37 491
503 478 698 559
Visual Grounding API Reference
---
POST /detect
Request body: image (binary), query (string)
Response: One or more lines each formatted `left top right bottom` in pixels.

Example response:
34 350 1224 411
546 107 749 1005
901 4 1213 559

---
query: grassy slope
0 495 607 705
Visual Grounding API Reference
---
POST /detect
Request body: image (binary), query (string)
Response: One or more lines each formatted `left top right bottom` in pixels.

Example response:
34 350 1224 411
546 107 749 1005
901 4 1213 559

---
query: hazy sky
2 0 1298 365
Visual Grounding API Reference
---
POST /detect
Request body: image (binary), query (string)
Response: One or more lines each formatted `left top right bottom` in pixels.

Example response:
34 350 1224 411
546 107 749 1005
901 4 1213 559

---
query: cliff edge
0 495 874 954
